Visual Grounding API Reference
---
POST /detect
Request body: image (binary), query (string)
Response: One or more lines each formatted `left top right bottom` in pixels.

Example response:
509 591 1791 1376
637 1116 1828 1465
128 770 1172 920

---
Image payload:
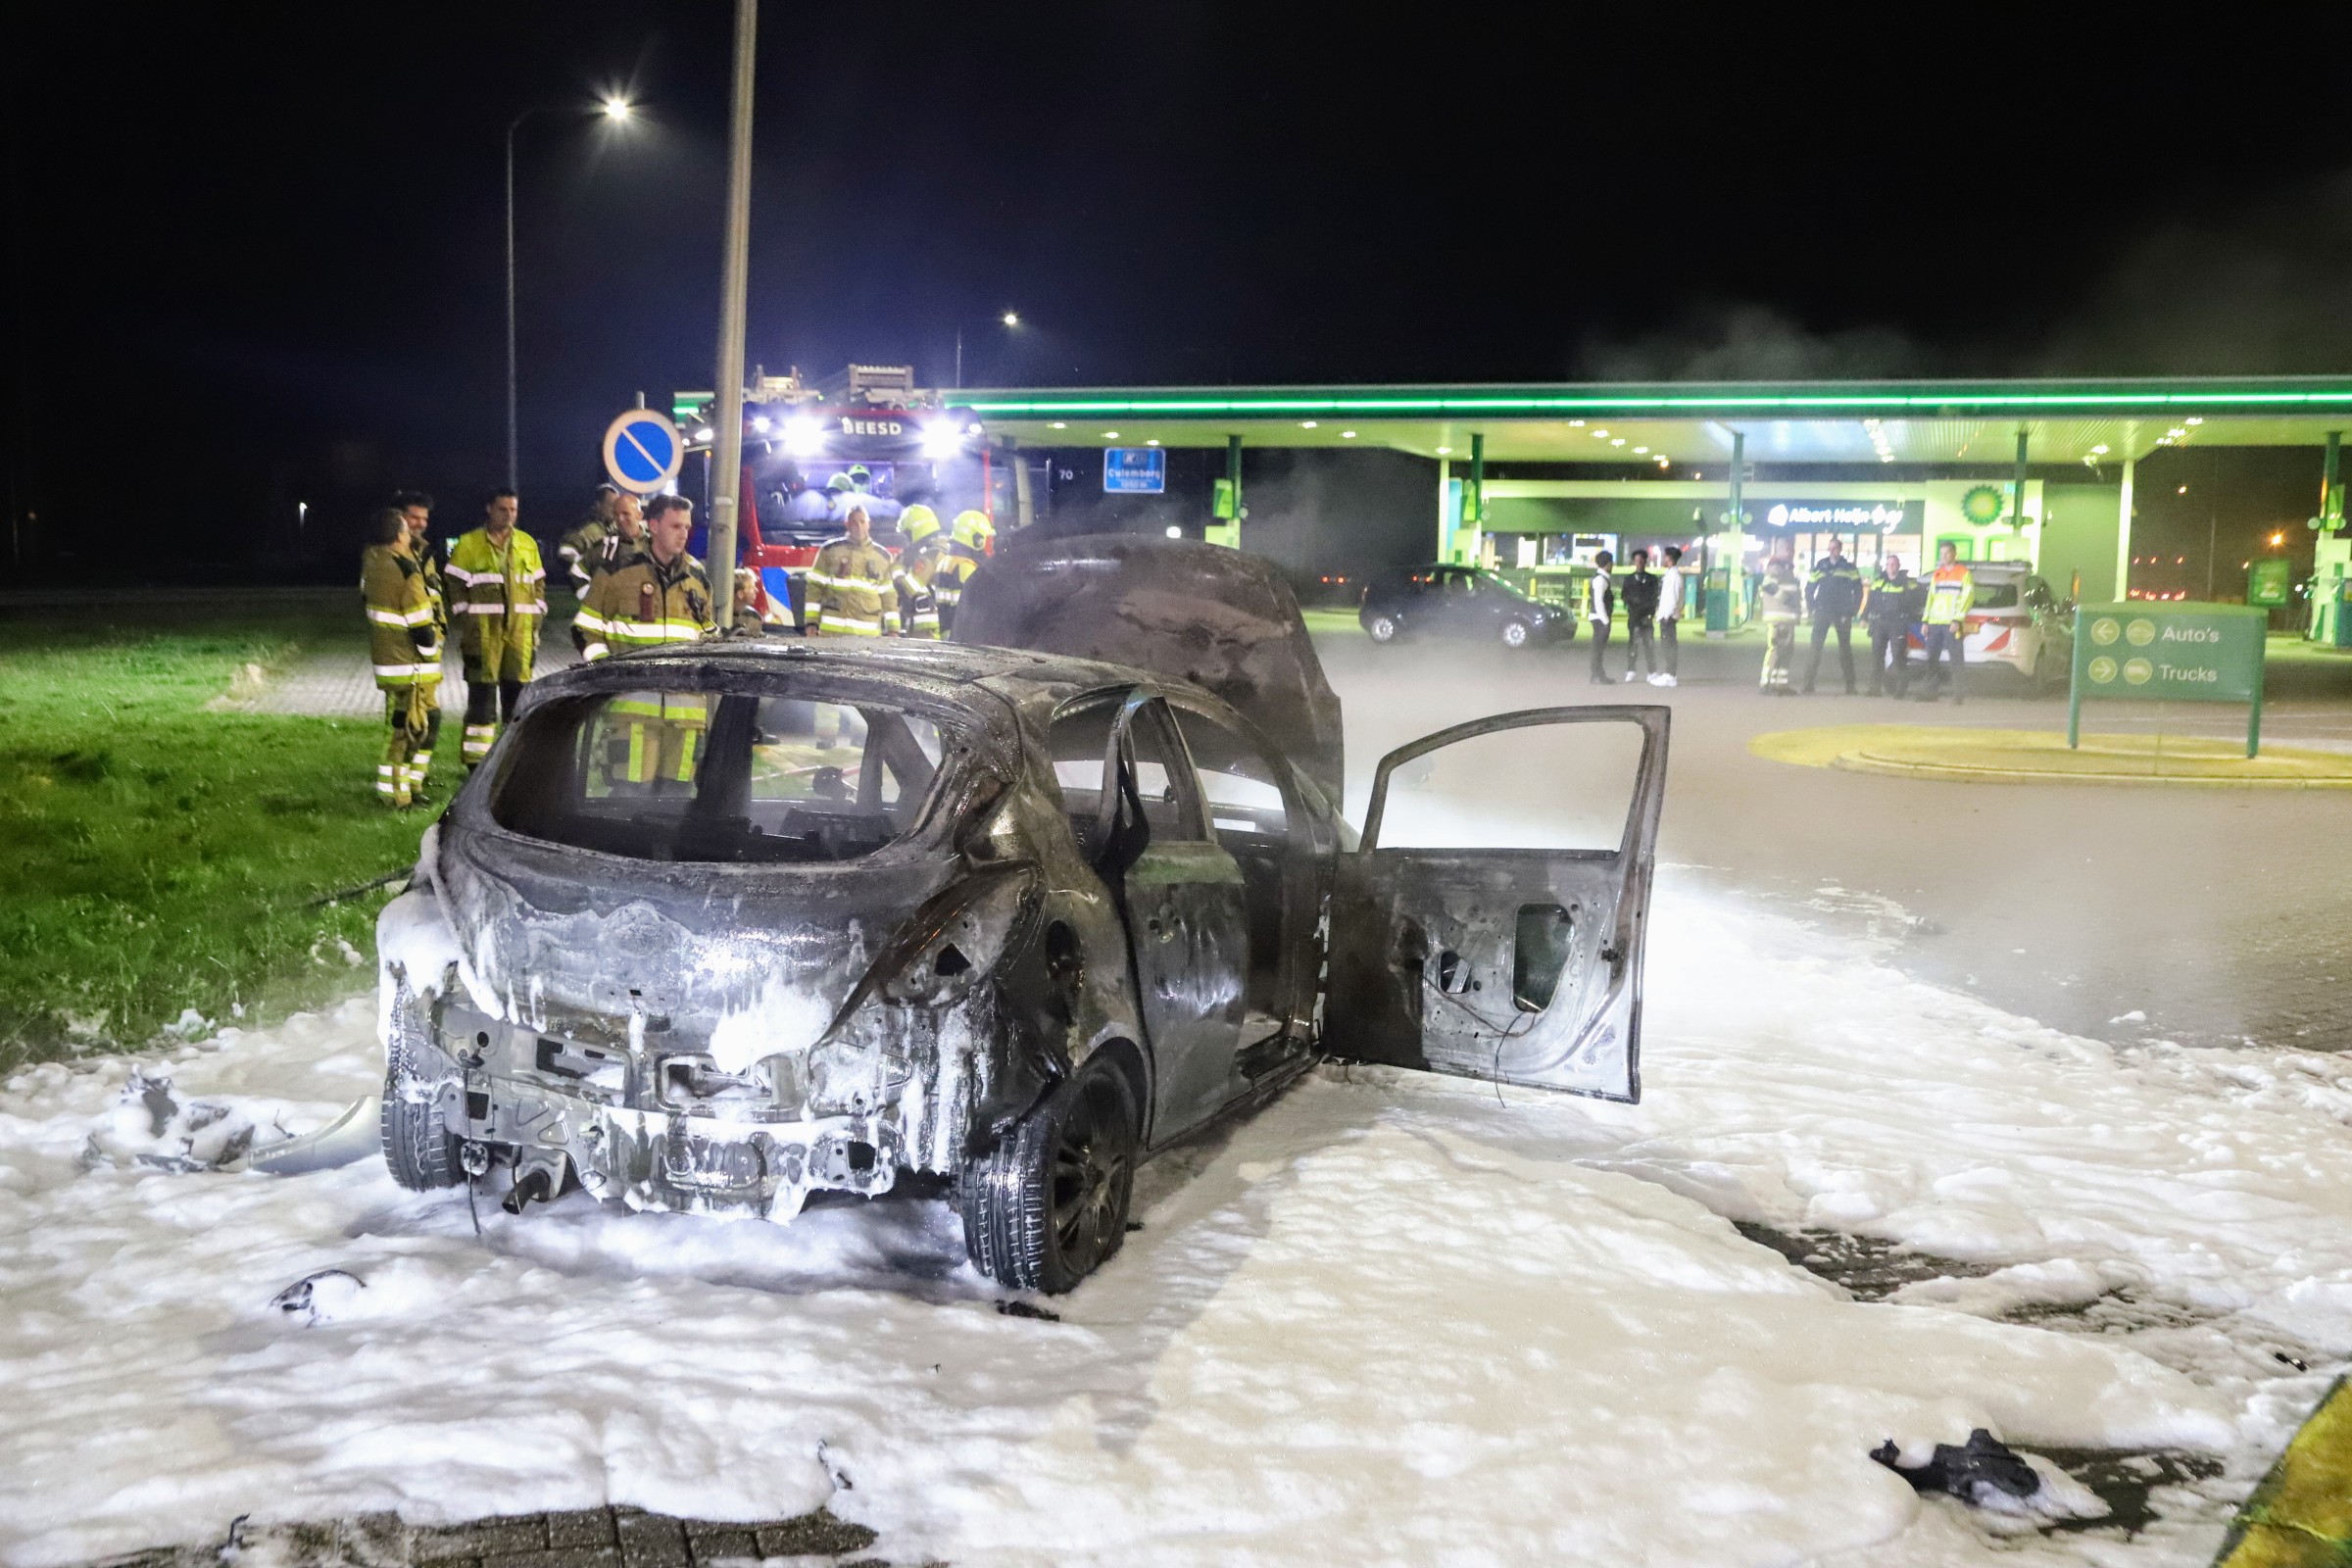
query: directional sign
603 409 684 496
2069 602 2268 756
1102 447 1166 494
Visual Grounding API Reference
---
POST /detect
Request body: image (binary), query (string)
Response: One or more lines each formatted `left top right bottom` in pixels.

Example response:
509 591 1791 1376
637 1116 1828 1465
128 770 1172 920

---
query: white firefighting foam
6 873 2349 1566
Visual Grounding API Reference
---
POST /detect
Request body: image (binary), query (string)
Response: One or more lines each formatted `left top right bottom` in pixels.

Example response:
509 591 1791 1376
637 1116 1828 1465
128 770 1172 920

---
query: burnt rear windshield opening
491 689 962 863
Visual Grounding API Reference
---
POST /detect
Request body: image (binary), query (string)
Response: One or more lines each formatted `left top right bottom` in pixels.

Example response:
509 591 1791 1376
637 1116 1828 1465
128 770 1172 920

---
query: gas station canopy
964 376 2352 465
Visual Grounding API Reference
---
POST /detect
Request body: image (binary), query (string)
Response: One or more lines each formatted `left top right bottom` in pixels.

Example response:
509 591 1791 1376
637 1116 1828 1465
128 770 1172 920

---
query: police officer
390 489 446 795
1916 543 1976 705
362 508 438 808
1801 536 1866 695
1863 554 1917 698
572 495 715 788
446 488 547 768
806 506 901 639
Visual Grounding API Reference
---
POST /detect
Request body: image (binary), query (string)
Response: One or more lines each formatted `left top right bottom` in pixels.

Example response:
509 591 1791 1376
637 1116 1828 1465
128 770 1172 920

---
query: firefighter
391 489 446 795
806 505 900 639
446 488 547 768
1756 555 1804 695
362 508 438 808
557 484 620 594
732 566 771 637
1863 554 1917 698
892 504 945 638
572 494 716 787
1916 543 1976 705
581 491 645 587
932 510 994 635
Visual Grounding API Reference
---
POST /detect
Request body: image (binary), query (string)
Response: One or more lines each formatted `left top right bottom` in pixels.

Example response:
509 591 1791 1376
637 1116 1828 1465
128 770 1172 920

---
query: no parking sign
602 409 684 495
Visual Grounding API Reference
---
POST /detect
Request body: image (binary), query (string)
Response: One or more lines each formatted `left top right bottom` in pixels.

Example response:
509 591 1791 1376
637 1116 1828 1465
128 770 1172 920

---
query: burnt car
1359 564 1573 649
376 538 1667 1292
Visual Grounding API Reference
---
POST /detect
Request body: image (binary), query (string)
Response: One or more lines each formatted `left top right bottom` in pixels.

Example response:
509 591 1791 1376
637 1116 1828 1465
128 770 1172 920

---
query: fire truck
670 365 1021 628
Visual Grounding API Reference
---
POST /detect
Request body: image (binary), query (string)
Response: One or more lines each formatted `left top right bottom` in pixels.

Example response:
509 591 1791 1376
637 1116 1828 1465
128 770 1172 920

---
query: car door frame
1324 704 1670 1102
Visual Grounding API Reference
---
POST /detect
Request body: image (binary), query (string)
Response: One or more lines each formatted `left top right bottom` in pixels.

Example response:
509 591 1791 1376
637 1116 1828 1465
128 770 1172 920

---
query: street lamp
506 96 637 490
955 312 1022 390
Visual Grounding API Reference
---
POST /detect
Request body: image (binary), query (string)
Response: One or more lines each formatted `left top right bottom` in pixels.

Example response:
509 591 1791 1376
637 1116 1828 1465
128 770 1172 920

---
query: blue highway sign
1103 447 1167 494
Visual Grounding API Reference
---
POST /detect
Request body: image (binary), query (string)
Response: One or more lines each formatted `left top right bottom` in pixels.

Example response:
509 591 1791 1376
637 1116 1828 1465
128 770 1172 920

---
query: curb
1830 752 2352 789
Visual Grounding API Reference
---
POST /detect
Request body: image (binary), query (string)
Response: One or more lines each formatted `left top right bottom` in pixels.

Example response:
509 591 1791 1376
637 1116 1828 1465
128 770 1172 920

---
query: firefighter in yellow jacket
806 506 900 638
892 505 945 638
572 494 715 787
361 509 439 807
445 487 546 768
930 509 994 636
392 488 446 795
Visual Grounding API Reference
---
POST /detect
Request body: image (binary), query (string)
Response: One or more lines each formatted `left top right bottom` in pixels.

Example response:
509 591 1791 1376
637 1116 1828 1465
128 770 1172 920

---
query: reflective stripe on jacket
1923 563 1976 625
362 544 438 688
1863 570 1917 628
574 549 715 661
1808 558 1865 620
1757 573 1805 623
808 539 900 636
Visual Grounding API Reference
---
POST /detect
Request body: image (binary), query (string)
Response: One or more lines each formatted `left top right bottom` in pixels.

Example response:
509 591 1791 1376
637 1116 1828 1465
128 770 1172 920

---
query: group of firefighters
357 482 997 808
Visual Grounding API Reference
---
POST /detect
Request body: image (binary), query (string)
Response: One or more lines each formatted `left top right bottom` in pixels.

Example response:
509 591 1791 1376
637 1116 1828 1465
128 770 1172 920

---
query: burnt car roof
514 638 1234 728
948 534 1344 802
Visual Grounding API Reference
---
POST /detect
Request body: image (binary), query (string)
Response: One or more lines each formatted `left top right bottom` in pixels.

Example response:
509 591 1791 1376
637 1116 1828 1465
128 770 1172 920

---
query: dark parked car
377 539 1667 1292
1359 564 1572 649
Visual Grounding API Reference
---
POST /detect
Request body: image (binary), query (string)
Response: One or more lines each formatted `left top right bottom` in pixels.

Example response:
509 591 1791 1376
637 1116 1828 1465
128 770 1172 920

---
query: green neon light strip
966 388 2352 417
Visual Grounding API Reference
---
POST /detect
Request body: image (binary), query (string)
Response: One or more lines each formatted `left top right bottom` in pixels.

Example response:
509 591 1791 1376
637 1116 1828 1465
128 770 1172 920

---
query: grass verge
0 601 452 1072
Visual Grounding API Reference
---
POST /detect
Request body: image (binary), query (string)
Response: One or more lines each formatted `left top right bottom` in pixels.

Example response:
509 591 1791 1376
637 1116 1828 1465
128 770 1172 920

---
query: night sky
12 5 2352 580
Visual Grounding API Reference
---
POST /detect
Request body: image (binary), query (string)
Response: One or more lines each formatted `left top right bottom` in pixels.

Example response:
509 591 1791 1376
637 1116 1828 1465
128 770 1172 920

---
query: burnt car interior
491 688 956 864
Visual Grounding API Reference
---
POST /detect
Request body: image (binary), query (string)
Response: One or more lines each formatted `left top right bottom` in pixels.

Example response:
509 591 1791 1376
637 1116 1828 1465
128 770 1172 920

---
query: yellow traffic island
1750 724 2352 788
2213 1375 2352 1567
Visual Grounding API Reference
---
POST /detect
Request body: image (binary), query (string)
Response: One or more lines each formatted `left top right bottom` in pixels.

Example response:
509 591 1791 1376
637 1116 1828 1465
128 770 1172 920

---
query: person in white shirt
1651 545 1686 687
1585 550 1615 685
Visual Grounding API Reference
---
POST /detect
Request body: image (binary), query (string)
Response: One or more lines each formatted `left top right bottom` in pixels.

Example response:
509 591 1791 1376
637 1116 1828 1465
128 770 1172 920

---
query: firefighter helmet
826 472 856 492
952 510 995 549
901 504 941 544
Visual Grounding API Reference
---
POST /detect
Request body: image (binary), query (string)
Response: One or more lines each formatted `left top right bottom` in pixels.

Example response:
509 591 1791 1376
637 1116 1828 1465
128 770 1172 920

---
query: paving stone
612 1514 689 1568
415 1518 549 1562
544 1511 617 1550
677 1524 758 1561
751 1513 878 1558
481 1549 621 1568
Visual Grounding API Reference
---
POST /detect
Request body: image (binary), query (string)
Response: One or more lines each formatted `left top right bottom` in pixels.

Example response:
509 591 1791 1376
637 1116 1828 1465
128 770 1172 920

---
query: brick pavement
87 1505 889 1568
226 644 582 721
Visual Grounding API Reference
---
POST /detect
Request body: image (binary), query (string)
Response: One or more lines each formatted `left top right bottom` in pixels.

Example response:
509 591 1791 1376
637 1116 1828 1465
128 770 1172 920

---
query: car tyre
1500 617 1532 650
380 977 465 1191
1365 612 1401 645
958 1058 1139 1294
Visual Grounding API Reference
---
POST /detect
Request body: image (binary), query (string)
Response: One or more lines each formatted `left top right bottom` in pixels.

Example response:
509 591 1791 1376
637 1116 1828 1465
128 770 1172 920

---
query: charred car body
378 538 1668 1291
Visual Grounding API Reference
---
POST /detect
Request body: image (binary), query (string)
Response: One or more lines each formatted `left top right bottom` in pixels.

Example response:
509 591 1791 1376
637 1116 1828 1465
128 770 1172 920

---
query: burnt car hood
951 534 1344 804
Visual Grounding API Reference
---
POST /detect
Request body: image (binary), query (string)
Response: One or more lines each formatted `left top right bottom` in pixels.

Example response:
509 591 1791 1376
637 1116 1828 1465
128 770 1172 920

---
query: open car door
1323 706 1668 1102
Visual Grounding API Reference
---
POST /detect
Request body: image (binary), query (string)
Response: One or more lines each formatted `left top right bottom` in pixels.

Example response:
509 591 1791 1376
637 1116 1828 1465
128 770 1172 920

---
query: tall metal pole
706 0 760 632
504 114 525 493
2010 428 2030 534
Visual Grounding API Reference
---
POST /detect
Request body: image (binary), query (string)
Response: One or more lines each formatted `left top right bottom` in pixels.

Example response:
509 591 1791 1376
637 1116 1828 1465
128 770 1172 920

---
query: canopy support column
1461 432 1486 565
1207 434 1242 549
2011 429 2031 531
1708 430 1746 634
2115 456 2135 602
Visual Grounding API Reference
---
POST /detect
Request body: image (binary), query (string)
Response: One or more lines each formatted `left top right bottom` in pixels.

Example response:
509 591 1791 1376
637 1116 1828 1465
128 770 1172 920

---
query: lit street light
506 94 638 490
956 311 1022 389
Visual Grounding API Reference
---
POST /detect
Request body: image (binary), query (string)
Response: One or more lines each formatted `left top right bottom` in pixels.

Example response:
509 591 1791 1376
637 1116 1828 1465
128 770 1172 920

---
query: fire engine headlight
784 416 825 459
920 421 965 462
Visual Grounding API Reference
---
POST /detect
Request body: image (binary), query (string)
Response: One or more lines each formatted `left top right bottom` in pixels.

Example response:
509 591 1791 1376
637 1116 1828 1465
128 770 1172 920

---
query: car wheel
1365 612 1401 645
958 1057 1139 1294
1500 617 1532 650
380 978 464 1191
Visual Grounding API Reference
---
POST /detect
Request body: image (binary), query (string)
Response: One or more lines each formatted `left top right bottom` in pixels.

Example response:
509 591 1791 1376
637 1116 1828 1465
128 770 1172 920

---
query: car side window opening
1046 695 1205 862
490 689 948 864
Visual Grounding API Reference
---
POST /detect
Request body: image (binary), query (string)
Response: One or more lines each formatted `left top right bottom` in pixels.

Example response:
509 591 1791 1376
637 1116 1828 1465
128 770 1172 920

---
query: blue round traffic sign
603 410 684 495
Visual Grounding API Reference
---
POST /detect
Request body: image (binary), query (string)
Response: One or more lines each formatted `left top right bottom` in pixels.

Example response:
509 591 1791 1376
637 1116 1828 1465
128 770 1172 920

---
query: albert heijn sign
2068 602 2268 756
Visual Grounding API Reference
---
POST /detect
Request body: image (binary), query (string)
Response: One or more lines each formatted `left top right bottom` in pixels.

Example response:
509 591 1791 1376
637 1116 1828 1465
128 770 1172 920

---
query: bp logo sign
1959 485 2006 525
